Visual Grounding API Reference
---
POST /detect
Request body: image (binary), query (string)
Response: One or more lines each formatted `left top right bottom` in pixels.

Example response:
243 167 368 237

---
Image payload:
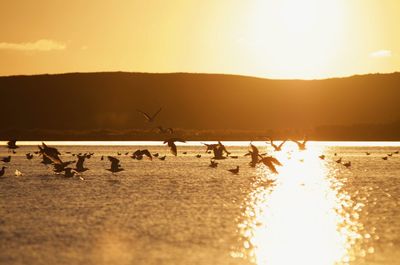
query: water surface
0 141 399 265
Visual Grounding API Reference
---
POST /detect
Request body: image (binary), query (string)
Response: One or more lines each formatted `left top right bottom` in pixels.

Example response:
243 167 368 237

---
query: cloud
0 39 66 51
369 50 392 58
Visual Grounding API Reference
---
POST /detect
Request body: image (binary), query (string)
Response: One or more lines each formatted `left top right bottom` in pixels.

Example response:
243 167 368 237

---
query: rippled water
0 141 399 265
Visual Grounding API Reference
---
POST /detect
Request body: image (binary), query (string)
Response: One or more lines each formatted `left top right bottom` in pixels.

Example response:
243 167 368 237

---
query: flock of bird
1 108 399 178
1 137 398 179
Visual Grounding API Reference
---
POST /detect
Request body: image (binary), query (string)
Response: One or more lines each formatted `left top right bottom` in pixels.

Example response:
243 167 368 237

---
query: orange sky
0 0 399 79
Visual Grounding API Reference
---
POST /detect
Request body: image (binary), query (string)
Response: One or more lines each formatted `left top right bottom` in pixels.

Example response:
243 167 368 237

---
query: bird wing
278 140 287 149
43 152 63 165
136 109 151 121
76 156 85 169
269 156 282 166
141 149 153 160
261 158 278 174
250 144 259 155
151 107 162 120
291 140 302 147
108 156 120 167
133 149 142 157
170 143 177 156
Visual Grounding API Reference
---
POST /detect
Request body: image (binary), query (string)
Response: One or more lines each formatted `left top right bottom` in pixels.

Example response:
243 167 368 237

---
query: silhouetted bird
153 153 159 157
41 155 53 165
196 154 201 158
107 156 124 173
137 107 162 122
388 153 393 157
394 151 399 154
382 156 388 160
1 156 11 163
228 166 239 174
209 142 230 160
218 141 231 155
319 155 325 160
209 160 218 168
157 126 173 134
183 152 187 155
38 143 63 165
101 156 104 161
336 158 342 163
132 149 153 160
366 152 371 155
343 161 351 168
268 139 286 151
230 156 238 159
53 161 75 173
258 156 282 174
0 166 6 177
6 140 18 152
245 143 260 167
26 153 34 160
75 155 89 173
159 155 166 161
202 143 219 153
292 138 308 151
64 168 77 178
164 138 186 156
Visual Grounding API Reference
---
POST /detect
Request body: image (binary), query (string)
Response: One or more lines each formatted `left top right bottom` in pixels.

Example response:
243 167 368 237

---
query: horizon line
1 70 400 81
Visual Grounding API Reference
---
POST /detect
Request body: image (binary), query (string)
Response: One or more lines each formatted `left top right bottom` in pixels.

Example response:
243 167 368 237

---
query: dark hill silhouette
1 72 400 140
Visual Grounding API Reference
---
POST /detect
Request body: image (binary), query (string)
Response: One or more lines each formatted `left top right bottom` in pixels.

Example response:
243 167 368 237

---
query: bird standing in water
228 166 239 174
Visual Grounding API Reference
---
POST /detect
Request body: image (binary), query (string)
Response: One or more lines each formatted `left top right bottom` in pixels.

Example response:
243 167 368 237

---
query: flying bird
131 149 153 160
258 156 282 174
137 107 162 122
75 155 89 173
245 143 260 167
292 138 308 151
26 153 34 160
164 138 186 156
107 156 124 173
6 140 18 152
64 168 77 178
268 139 287 151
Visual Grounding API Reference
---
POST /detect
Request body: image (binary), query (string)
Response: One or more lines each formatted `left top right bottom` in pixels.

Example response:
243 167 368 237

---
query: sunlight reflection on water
234 144 365 265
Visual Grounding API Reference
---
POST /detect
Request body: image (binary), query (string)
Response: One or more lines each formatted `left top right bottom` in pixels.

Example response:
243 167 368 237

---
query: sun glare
234 143 362 265
243 0 346 79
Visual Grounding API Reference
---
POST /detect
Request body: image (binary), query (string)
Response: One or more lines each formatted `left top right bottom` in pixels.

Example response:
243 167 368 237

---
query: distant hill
1 72 400 140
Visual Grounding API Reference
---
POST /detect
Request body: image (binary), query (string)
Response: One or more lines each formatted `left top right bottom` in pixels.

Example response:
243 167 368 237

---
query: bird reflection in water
233 144 365 265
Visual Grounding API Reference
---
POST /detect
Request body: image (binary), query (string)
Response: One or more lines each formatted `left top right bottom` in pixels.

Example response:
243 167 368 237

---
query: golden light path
233 143 364 265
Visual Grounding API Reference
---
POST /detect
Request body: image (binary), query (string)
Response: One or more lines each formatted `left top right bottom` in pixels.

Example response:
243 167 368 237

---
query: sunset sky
1 0 399 79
